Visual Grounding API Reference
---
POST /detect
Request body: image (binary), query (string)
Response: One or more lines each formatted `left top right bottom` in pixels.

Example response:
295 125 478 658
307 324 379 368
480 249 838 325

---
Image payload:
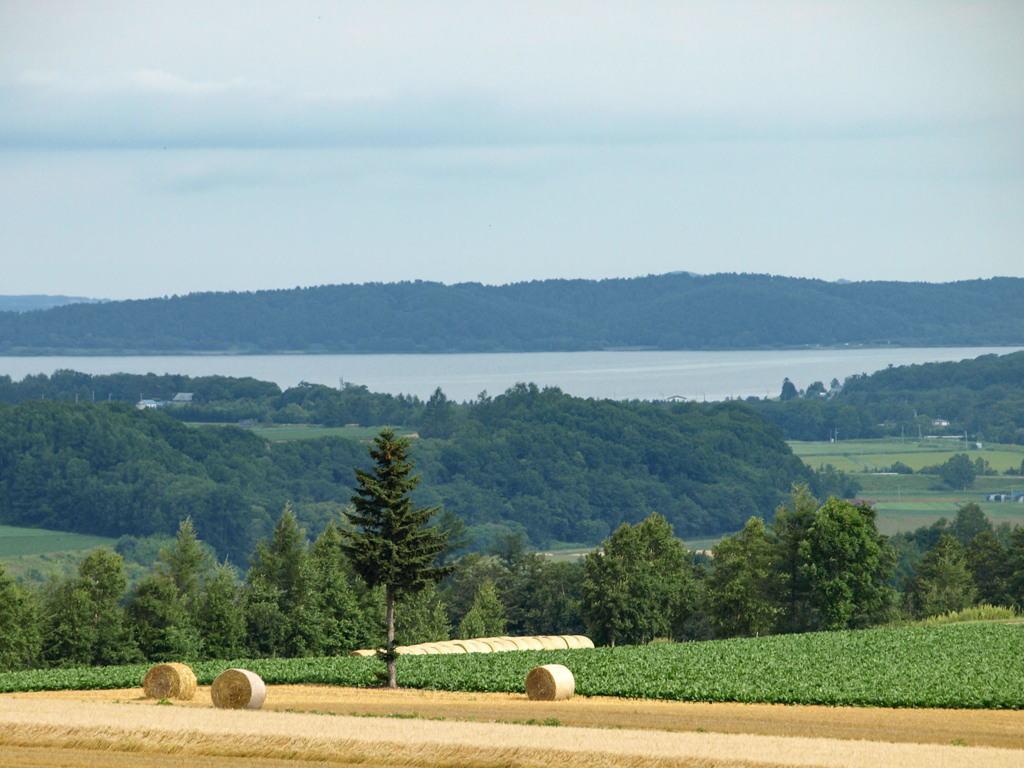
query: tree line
1 274 1022 354
749 350 1024 444
0 387 815 560
6 482 1023 673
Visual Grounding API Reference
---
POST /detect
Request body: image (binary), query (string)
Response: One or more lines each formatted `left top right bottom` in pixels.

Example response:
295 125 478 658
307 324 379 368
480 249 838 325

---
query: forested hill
749 350 1024 443
2 274 1022 353
0 387 811 562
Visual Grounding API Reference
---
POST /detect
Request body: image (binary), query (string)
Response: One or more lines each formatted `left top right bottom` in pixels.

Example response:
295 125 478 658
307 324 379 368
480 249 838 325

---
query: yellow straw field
2 685 1023 768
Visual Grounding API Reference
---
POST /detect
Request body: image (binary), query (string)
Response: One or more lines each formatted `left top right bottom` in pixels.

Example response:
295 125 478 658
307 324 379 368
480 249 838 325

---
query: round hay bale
452 639 490 653
349 649 376 657
538 635 569 649
562 635 584 649
211 668 267 710
421 644 443 654
489 638 520 651
142 662 197 701
434 641 467 654
517 636 545 650
399 645 427 655
572 635 595 648
526 664 575 701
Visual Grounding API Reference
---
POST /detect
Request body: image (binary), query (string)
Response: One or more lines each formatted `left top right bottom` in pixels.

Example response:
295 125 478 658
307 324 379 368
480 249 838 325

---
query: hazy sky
2 1 1022 300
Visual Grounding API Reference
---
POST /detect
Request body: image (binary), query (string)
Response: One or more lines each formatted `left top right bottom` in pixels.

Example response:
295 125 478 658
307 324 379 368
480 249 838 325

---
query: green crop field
790 439 1024 474
2 623 1021 709
789 439 1024 535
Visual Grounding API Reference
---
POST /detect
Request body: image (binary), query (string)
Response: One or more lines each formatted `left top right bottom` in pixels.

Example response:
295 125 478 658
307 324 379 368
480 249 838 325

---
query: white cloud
0 1 1021 297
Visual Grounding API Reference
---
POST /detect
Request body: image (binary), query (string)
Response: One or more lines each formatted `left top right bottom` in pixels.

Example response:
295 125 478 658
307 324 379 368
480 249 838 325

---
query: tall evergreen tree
245 505 318 656
195 563 246 659
343 428 453 687
905 534 977 618
309 521 381 655
456 579 505 639
157 517 214 607
126 573 201 661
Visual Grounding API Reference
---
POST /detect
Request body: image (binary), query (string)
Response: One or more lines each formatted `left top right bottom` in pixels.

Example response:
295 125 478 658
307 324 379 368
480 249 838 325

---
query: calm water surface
1 347 1020 403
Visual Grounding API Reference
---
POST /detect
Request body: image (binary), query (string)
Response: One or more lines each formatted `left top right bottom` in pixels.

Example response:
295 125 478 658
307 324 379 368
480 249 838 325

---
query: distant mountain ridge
0 274 1021 353
0 295 106 313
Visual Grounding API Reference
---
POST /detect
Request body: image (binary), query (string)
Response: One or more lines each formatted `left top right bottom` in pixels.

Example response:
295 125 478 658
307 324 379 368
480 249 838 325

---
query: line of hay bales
350 635 594 657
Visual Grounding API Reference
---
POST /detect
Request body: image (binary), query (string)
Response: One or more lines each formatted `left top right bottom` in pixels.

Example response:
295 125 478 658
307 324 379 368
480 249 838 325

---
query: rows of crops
2 623 1022 709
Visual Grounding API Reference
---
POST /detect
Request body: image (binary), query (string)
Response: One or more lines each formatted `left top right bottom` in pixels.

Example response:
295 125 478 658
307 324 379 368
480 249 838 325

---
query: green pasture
790 439 1024 474
790 439 1024 535
0 525 114 559
0 526 117 584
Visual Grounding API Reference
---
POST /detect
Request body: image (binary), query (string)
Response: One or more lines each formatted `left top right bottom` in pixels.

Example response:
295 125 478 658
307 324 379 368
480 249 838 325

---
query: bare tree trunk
385 584 396 688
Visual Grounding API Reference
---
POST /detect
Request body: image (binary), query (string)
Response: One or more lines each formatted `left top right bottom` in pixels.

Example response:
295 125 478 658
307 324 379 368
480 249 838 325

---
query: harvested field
1 686 1022 767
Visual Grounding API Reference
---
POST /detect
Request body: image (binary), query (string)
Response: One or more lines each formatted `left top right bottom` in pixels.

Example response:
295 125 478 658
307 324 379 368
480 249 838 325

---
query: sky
1 1 1022 301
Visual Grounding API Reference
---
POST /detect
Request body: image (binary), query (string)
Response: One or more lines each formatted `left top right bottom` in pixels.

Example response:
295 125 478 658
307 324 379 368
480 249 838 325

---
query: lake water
2 347 1019 403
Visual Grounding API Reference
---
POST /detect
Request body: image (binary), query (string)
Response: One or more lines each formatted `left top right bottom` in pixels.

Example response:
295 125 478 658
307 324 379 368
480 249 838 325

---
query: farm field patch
0 525 114 558
4 623 1022 710
788 439 1024 533
1 688 1022 768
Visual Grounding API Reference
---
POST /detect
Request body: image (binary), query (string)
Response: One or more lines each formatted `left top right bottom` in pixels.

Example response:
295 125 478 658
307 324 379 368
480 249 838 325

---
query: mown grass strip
3 623 1022 709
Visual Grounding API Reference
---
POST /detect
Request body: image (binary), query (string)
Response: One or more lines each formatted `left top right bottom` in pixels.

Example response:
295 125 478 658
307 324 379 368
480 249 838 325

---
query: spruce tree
344 428 453 687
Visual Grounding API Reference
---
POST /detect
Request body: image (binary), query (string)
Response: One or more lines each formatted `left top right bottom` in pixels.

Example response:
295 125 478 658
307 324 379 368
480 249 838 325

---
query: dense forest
0 387 811 563
1 273 1022 353
4 351 1024 671
2 349 1023 566
751 350 1024 443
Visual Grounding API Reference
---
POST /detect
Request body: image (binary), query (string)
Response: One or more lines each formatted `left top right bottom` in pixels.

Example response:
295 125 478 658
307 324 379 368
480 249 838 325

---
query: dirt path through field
2 687 1022 768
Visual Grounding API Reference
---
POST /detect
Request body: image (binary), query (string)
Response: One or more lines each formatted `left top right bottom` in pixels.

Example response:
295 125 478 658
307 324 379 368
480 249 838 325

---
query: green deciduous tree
771 485 820 634
966 530 1010 607
394 584 451 646
343 428 454 687
939 454 977 490
704 517 781 638
949 503 991 547
0 562 40 671
799 498 897 630
41 548 139 667
581 512 700 646
308 521 382 655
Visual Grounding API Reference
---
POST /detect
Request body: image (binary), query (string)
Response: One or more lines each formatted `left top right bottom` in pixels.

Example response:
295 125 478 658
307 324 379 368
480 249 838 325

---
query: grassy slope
0 526 116 583
3 623 1022 709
